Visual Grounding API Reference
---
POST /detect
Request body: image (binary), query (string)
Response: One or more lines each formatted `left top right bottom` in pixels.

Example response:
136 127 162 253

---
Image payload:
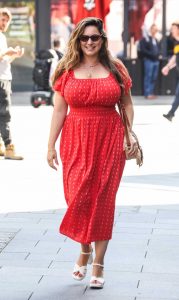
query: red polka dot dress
53 65 132 244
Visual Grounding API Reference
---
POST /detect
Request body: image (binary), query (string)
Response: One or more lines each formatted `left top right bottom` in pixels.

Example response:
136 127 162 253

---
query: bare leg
92 240 109 277
76 243 92 266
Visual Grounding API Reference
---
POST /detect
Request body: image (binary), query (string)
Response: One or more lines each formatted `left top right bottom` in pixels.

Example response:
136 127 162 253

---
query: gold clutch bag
118 102 143 167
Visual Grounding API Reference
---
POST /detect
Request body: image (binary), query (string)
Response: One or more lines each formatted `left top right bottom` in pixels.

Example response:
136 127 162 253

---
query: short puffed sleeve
116 61 132 95
53 71 69 97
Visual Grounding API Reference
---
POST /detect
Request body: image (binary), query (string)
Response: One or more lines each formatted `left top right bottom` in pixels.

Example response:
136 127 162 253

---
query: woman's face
79 25 103 57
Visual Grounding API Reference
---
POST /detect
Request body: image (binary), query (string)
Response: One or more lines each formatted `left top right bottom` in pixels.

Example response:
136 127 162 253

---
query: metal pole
35 0 51 53
123 0 128 58
161 0 167 57
68 0 73 22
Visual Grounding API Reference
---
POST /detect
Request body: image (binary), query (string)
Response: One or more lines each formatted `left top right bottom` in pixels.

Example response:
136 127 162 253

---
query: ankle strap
81 251 91 255
93 263 104 268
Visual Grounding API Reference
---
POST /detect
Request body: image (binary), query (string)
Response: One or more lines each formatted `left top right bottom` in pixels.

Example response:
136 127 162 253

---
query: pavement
0 92 179 300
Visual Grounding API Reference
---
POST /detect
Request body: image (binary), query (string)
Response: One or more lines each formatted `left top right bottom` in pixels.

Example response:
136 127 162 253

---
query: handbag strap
117 102 131 147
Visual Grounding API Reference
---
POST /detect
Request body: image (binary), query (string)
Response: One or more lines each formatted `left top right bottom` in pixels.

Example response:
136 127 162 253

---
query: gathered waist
68 106 118 117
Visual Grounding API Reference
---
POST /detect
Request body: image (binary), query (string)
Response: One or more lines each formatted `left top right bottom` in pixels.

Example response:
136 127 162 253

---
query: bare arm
0 47 24 62
0 47 18 61
162 54 176 76
47 91 68 170
120 90 134 129
120 90 137 155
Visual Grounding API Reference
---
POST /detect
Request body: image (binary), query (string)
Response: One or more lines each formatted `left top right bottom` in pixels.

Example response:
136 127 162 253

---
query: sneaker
0 143 4 156
163 113 173 122
4 144 24 160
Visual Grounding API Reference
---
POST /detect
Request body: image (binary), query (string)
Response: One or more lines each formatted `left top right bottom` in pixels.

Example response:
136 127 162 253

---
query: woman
47 17 137 289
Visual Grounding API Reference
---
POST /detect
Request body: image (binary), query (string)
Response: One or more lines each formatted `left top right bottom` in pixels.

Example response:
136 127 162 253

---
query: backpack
32 49 62 90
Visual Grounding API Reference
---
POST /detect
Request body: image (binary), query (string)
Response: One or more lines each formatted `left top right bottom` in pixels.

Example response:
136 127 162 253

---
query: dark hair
53 40 60 48
172 22 179 29
78 17 104 33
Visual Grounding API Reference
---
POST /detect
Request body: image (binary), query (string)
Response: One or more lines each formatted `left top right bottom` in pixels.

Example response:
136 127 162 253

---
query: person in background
0 8 24 159
166 32 176 58
53 39 63 60
47 17 137 289
49 40 63 87
162 21 179 122
140 24 160 99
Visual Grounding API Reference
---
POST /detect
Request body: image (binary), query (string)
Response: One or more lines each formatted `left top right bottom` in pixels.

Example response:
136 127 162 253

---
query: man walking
0 7 24 159
140 24 160 99
162 21 179 122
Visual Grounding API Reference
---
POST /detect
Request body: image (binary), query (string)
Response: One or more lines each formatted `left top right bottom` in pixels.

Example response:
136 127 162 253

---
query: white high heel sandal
72 249 93 281
89 263 105 289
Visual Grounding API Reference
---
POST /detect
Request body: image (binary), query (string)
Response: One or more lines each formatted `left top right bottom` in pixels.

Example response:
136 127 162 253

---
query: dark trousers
0 80 12 146
169 81 179 116
143 58 159 96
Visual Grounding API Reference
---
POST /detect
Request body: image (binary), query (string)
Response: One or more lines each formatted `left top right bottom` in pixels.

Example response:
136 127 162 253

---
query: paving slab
0 231 17 253
152 228 179 235
142 259 179 274
0 217 40 224
138 272 179 282
155 205 179 211
157 210 179 218
31 240 62 254
30 275 86 300
81 297 135 300
146 247 179 259
136 298 175 300
148 235 179 247
7 212 62 219
137 207 159 214
36 219 62 229
109 232 150 244
115 222 179 230
84 273 138 297
26 253 57 262
0 290 31 300
0 260 52 269
113 227 152 234
118 213 157 223
0 252 28 261
0 269 41 287
116 206 140 213
1 239 39 252
137 279 179 298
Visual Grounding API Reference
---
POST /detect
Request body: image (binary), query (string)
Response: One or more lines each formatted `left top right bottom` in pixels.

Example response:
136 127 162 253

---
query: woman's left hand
47 149 59 171
123 132 138 156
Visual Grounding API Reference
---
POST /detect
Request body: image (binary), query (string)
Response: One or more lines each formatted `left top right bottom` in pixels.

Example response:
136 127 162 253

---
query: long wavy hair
52 17 126 92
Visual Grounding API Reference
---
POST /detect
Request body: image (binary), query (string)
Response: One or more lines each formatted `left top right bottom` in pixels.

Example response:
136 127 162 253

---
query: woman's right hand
123 132 138 156
47 148 59 171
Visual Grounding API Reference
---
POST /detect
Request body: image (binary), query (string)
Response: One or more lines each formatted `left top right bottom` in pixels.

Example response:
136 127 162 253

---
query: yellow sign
174 44 179 54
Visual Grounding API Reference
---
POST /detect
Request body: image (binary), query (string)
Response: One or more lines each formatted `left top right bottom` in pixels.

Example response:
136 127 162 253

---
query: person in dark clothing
162 21 179 121
166 33 176 57
53 39 63 60
140 24 160 99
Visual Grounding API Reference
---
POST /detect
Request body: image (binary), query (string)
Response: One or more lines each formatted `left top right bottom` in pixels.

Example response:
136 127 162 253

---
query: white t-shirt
0 32 12 80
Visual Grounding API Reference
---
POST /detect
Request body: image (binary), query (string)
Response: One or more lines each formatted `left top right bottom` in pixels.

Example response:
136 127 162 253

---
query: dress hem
59 228 112 244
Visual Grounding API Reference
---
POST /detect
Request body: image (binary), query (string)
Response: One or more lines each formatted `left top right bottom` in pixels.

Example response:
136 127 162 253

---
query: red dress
53 66 132 244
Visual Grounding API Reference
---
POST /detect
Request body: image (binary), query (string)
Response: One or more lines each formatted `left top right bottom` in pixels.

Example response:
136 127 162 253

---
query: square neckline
72 69 111 80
